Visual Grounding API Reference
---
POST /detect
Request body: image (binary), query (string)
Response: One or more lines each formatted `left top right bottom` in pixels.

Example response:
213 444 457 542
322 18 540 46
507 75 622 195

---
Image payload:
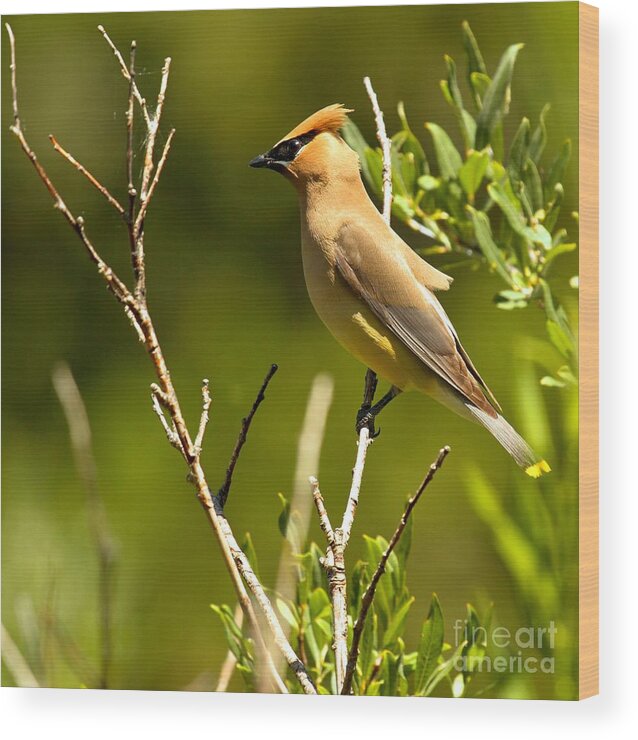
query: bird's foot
355 407 381 439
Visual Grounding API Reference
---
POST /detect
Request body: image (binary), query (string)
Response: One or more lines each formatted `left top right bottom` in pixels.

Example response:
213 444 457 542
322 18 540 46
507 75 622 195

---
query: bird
250 104 550 478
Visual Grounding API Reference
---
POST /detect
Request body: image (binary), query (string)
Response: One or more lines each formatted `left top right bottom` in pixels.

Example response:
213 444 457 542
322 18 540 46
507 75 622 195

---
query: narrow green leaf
469 71 491 108
523 157 543 213
241 532 260 581
508 117 530 180
442 55 476 149
382 596 415 647
423 640 467 696
397 101 429 176
459 149 489 202
276 598 298 630
425 122 463 180
529 103 550 163
543 183 564 232
467 206 513 285
462 21 487 107
341 119 372 184
475 43 524 149
545 139 572 201
542 241 577 271
364 147 383 196
415 594 445 695
487 182 527 236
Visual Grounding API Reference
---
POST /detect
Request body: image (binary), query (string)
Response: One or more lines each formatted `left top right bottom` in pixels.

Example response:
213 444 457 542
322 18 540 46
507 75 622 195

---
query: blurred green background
2 3 579 698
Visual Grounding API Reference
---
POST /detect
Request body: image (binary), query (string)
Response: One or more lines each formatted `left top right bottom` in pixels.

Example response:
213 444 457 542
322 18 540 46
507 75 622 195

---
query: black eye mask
266 130 318 162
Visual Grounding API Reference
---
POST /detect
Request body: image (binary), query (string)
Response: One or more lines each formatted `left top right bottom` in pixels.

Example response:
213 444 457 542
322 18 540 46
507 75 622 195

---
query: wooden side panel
578 1 599 701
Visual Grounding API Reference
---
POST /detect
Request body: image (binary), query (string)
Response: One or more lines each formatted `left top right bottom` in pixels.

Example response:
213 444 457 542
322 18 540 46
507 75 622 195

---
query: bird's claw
355 409 381 439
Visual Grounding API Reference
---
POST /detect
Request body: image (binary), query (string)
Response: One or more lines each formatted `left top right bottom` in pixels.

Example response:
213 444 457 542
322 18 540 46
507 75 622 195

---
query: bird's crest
282 103 354 141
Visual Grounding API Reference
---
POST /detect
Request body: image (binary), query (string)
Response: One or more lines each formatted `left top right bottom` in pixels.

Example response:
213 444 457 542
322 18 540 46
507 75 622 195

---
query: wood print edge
578 0 599 701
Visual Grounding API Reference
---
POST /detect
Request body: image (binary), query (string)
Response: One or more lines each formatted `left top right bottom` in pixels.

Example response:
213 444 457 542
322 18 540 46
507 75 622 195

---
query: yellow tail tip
525 460 551 478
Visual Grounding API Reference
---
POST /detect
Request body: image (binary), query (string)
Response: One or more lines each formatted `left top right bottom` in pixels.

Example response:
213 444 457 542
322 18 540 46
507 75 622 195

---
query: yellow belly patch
352 312 397 359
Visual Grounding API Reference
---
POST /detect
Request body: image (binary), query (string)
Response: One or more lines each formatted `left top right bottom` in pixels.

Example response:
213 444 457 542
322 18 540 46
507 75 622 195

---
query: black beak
249 153 271 168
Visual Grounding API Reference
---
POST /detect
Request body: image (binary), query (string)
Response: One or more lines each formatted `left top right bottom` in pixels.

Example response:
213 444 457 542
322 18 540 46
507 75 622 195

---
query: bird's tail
466 405 551 478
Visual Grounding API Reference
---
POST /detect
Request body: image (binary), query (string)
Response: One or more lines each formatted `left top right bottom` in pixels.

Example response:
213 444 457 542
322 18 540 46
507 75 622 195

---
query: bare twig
49 135 125 215
340 426 373 548
7 24 315 695
355 79 392 425
134 127 175 230
363 76 393 223
218 364 278 507
310 424 372 694
97 25 151 128
1 623 39 688
52 362 117 689
139 57 171 203
194 378 212 455
341 445 451 694
126 41 137 218
310 476 335 546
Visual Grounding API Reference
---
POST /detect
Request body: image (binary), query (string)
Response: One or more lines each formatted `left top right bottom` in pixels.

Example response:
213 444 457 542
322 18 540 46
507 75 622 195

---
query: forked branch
341 445 451 694
6 23 315 696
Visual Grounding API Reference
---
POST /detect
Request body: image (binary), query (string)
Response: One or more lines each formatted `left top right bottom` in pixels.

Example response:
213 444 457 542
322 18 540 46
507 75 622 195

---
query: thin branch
97 25 151 128
218 364 278 506
309 476 335 546
49 135 125 215
7 25 315 695
363 76 393 224
1 623 39 688
126 40 137 227
134 127 175 230
52 362 117 689
194 378 212 455
150 385 184 455
340 426 373 548
212 497 315 695
341 445 451 695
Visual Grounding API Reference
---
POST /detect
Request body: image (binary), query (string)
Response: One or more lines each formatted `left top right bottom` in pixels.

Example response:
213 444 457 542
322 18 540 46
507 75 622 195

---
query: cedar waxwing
250 104 550 477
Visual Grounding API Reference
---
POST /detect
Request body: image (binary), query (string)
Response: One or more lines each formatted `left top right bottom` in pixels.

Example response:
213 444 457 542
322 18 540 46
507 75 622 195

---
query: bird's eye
283 138 302 159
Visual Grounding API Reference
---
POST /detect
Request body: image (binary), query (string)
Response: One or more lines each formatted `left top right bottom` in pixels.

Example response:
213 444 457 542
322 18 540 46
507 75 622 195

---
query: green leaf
441 55 476 149
341 119 372 184
382 596 415 647
545 139 572 201
364 147 383 195
487 181 536 248
508 117 530 180
462 21 487 107
417 174 440 191
523 157 543 213
415 594 445 695
469 71 491 108
542 241 577 271
423 640 467 696
425 123 463 180
543 183 564 232
494 289 528 310
459 149 489 202
529 103 550 163
475 43 524 149
241 532 260 581
467 206 513 285
397 101 429 176
277 492 303 553
276 598 298 630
